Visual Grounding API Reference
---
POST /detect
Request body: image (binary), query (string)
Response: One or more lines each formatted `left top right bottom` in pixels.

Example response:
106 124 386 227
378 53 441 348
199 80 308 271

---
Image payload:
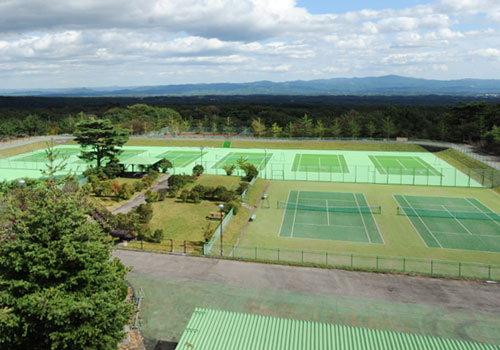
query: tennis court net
397 207 500 221
277 201 382 214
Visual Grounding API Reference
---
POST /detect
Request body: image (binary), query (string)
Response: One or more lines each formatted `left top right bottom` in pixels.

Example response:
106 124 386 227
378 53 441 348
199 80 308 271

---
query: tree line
1 100 499 153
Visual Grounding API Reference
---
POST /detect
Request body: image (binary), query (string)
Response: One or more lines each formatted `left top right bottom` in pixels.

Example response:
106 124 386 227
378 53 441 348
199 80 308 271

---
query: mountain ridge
2 75 500 97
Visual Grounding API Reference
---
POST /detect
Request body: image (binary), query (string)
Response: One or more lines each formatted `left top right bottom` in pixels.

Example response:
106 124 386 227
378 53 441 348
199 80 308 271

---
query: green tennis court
278 190 383 243
212 152 273 170
157 150 205 167
369 155 442 176
13 148 81 162
291 153 349 173
394 195 500 253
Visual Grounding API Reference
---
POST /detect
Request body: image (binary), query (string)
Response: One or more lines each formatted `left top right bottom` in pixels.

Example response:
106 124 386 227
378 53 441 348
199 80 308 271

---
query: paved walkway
113 249 500 314
112 174 170 214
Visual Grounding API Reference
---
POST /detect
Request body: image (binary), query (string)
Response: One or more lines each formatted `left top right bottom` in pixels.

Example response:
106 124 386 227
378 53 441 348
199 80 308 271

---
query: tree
381 116 398 139
223 117 234 135
329 119 342 137
483 125 500 155
314 120 326 138
251 118 267 137
270 123 283 138
0 179 133 349
192 164 204 177
74 119 129 169
347 118 362 138
365 121 377 138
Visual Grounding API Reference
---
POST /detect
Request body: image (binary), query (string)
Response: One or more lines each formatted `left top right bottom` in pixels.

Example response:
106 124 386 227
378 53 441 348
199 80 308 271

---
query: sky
0 0 499 89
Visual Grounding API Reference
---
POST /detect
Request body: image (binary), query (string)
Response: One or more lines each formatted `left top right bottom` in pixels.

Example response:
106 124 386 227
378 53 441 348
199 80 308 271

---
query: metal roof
175 309 500 350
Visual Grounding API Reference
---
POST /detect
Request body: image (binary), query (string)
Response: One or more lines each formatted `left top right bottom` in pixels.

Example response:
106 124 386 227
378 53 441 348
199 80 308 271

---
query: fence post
326 252 328 265
458 262 461 277
376 256 379 270
431 260 434 275
301 250 304 264
183 241 187 254
350 254 353 267
488 265 491 280
141 239 143 250
255 247 257 260
403 257 406 273
278 248 280 262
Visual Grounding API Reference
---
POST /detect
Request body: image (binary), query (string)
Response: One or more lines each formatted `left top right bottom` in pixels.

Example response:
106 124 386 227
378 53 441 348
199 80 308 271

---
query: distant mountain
2 75 500 97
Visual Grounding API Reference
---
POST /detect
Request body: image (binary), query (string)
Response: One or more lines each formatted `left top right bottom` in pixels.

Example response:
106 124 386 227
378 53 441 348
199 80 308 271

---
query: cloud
0 0 500 88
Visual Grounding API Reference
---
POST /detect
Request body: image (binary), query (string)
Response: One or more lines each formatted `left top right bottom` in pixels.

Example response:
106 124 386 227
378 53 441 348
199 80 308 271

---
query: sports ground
0 144 485 188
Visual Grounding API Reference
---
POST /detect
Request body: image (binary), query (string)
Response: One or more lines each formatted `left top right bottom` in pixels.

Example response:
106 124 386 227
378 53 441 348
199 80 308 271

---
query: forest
0 95 499 154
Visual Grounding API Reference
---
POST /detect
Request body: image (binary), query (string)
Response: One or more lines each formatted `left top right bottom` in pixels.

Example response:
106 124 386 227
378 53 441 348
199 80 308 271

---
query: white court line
353 193 371 243
441 205 473 235
399 195 443 248
371 156 387 175
414 157 439 176
277 190 292 237
464 198 500 228
290 191 300 238
337 155 344 173
433 230 500 238
295 222 365 229
326 200 330 226
396 159 408 170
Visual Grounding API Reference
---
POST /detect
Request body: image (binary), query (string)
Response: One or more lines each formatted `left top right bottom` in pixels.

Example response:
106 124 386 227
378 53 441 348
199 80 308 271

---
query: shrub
213 185 228 199
156 159 173 173
151 229 164 243
179 189 189 202
157 189 168 201
118 183 134 200
236 182 250 195
144 190 160 203
219 190 236 202
191 184 207 198
168 174 190 189
102 158 123 179
134 180 146 192
225 200 241 214
223 164 236 176
192 164 204 177
135 203 153 224
189 190 201 203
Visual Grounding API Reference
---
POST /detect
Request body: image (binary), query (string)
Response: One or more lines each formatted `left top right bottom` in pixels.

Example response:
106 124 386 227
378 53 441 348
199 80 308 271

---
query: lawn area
186 173 241 191
126 138 426 152
239 180 500 265
435 148 500 192
0 141 56 158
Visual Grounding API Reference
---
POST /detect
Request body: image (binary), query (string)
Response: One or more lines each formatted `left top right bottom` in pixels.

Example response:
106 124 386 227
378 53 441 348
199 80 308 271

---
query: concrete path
113 249 500 313
112 174 170 214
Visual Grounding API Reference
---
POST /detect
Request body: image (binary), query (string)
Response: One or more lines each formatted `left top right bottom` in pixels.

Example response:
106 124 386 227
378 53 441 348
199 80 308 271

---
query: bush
157 189 168 201
191 184 207 198
225 200 241 214
192 164 204 177
223 164 236 176
241 163 258 181
179 189 189 202
156 159 173 173
118 183 134 200
213 185 228 199
144 190 160 203
168 174 191 189
147 169 160 181
135 203 153 224
236 182 250 195
219 190 236 202
134 180 146 192
102 158 123 179
189 190 201 203
151 229 164 243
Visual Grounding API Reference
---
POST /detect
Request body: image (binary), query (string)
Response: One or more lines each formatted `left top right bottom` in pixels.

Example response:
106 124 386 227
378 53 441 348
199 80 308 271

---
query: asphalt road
113 249 500 313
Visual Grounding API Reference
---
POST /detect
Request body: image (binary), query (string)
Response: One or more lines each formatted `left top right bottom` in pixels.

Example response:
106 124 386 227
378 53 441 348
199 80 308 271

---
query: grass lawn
240 180 500 265
186 174 241 191
0 141 56 158
435 148 500 193
126 138 427 152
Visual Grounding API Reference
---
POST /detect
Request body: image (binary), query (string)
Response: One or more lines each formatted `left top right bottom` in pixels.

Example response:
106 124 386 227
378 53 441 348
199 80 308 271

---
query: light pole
18 179 26 188
219 203 224 256
200 146 205 167
264 148 267 179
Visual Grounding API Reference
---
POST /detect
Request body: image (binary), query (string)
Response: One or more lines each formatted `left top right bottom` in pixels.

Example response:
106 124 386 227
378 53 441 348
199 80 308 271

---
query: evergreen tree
74 119 129 168
0 179 133 349
251 118 267 137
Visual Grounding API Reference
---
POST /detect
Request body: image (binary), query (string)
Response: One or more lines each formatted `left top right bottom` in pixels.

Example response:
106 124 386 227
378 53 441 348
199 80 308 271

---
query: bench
207 211 225 220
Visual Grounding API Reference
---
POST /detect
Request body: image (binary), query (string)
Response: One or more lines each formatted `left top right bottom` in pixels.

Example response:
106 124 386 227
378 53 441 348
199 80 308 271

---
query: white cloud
1 0 500 88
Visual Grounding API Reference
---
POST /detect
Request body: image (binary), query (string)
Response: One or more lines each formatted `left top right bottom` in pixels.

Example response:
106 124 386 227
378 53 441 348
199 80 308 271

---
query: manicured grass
436 148 500 192
241 180 500 265
126 138 427 152
186 174 242 191
0 141 53 158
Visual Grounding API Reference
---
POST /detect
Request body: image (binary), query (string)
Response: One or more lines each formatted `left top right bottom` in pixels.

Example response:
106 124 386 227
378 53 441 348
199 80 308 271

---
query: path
112 174 170 214
113 249 500 313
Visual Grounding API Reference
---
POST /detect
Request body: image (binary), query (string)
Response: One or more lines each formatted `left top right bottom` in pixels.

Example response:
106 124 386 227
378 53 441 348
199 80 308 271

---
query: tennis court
157 150 205 167
291 154 349 173
213 152 273 171
394 195 500 253
13 147 81 162
369 155 442 176
279 190 383 243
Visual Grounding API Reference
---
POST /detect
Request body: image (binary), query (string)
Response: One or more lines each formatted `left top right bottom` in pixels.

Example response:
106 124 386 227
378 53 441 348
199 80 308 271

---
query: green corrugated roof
176 309 500 350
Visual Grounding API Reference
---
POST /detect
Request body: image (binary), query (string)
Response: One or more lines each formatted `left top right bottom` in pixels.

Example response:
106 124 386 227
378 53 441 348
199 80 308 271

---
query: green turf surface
369 155 441 176
239 180 500 265
222 141 231 148
157 150 205 167
212 151 273 170
291 153 349 173
279 190 383 244
394 195 500 253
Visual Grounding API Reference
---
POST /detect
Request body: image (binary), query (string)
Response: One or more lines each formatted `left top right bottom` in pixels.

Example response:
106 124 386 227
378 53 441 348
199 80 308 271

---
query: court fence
170 160 500 188
205 243 500 281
